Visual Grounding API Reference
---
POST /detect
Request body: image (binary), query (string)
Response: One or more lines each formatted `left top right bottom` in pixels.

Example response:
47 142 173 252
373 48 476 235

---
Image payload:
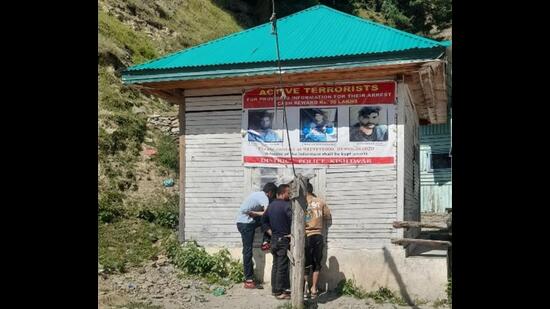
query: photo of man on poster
300 108 337 142
247 110 282 142
349 106 388 142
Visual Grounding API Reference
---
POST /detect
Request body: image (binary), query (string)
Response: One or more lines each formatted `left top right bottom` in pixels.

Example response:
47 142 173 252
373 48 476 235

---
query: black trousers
271 235 290 293
305 234 324 273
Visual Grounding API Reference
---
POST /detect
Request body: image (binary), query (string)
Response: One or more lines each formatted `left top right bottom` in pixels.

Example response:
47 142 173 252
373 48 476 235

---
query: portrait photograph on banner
247 109 283 143
300 108 338 142
349 105 389 142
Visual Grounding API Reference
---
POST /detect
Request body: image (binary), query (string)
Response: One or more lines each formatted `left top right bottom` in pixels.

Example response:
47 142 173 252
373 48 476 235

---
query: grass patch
433 298 449 308
154 134 179 173
98 10 159 64
336 279 408 305
98 218 173 273
135 194 179 229
166 239 244 285
446 276 452 304
117 302 162 309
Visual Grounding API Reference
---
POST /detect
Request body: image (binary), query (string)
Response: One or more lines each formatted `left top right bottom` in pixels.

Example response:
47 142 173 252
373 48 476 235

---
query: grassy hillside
98 0 244 273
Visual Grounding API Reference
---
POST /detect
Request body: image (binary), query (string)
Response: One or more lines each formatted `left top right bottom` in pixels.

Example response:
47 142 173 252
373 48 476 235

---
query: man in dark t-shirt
262 184 292 299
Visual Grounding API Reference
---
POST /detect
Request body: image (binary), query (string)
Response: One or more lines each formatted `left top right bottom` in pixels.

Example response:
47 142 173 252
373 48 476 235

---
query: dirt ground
99 212 451 308
98 262 450 309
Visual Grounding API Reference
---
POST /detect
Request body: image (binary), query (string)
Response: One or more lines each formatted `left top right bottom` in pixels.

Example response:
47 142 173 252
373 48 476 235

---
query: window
430 153 452 170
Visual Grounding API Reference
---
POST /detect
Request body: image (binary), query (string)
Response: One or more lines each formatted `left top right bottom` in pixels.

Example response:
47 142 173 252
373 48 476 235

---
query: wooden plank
186 171 243 176
326 194 396 200
185 183 244 190
326 188 396 194
396 83 406 240
327 171 397 178
326 199 397 205
186 152 242 158
392 221 447 229
327 218 396 225
185 129 240 135
186 192 244 198
324 183 397 191
184 161 243 168
185 140 241 145
139 62 423 90
185 118 242 126
327 166 396 175
185 102 241 110
185 95 242 103
185 180 244 185
327 239 391 249
186 168 243 173
183 226 394 234
184 205 244 211
185 114 241 121
185 197 242 203
185 87 244 97
330 203 397 210
178 100 186 242
391 238 451 248
186 157 242 163
185 133 241 139
327 177 397 184
326 166 396 173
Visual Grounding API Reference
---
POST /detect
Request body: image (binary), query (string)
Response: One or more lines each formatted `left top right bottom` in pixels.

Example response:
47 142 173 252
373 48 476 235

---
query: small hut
122 5 451 300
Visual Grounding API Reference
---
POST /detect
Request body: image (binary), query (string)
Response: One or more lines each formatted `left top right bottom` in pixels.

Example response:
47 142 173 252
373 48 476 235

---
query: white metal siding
184 94 244 247
182 82 411 249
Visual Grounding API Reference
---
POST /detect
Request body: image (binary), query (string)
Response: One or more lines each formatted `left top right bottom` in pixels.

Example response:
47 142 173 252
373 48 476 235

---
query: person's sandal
276 293 291 300
244 280 256 289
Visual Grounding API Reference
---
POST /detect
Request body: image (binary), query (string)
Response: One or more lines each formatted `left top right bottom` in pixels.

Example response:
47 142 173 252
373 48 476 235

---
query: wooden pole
391 238 451 248
290 174 307 309
392 221 447 229
178 99 186 242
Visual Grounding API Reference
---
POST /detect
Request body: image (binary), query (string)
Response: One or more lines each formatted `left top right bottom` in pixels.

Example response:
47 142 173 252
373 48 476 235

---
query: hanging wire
271 0 296 176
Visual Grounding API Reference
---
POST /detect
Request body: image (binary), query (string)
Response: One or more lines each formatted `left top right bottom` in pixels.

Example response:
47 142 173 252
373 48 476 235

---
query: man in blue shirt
302 109 336 142
248 111 282 142
236 182 277 289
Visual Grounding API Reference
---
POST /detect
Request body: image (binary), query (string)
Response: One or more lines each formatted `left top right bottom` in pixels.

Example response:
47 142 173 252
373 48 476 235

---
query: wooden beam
140 88 185 105
178 99 186 242
418 71 436 124
391 238 452 248
290 175 308 309
135 62 425 90
393 221 447 229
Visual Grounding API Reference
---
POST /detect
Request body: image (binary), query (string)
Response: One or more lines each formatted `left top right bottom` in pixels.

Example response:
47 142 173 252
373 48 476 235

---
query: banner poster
242 81 397 167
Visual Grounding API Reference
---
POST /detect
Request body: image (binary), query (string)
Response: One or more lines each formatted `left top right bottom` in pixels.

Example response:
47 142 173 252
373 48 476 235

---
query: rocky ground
99 255 450 309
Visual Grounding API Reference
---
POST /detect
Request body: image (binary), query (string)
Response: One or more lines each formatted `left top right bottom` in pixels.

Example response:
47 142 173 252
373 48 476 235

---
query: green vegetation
336 279 408 305
166 240 244 285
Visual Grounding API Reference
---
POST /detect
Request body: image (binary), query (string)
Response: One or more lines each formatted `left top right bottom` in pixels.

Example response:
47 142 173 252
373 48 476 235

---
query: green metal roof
124 4 448 73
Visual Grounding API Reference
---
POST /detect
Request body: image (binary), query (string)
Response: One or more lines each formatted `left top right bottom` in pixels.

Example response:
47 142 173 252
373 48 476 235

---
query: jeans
237 222 256 280
271 235 290 293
